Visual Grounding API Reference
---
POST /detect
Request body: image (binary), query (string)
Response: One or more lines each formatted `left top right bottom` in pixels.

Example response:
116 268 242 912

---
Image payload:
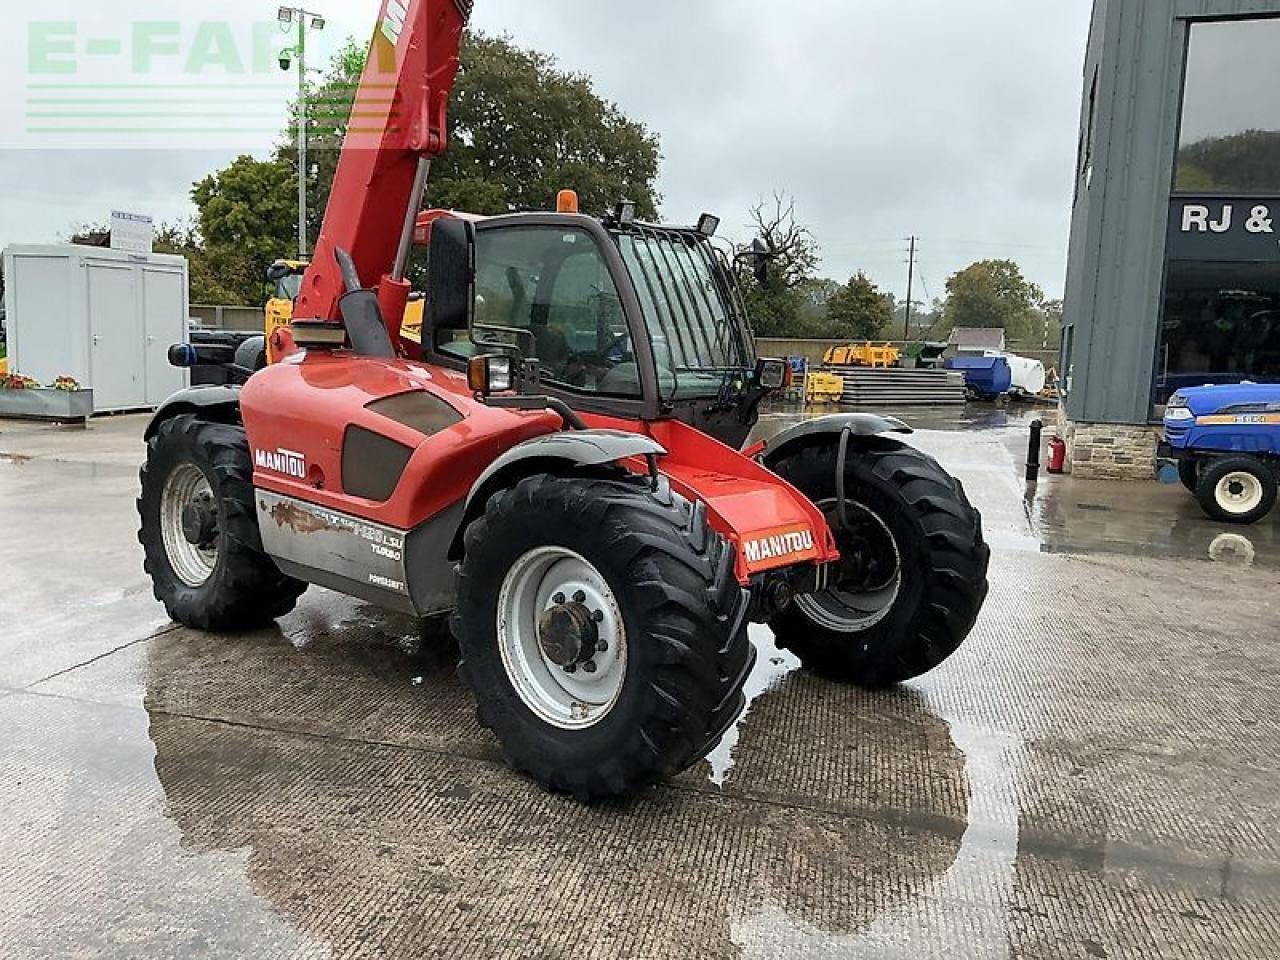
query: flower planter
0 388 94 422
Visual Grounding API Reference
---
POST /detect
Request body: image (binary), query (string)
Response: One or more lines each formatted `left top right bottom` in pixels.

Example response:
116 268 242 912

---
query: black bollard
1027 419 1044 483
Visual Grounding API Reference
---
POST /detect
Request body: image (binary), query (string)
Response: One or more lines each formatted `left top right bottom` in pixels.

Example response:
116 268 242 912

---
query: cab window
445 227 641 398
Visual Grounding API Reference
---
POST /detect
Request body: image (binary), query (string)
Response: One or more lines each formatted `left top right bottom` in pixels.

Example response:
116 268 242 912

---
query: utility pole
903 235 917 341
297 12 307 260
278 6 326 260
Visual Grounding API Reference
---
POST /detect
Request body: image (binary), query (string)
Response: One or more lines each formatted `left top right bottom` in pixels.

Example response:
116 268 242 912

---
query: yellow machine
805 370 845 404
823 342 900 369
264 259 424 359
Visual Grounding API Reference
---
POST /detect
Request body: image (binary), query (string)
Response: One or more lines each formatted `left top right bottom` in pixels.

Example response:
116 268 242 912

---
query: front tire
1195 456 1277 524
453 473 753 802
1178 458 1199 493
768 439 990 687
138 415 306 630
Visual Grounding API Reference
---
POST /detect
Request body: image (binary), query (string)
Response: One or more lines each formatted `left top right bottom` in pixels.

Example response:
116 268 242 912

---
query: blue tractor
1161 382 1280 524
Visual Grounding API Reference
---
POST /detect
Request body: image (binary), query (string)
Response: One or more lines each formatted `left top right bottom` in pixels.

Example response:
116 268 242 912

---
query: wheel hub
537 600 600 668
180 495 218 548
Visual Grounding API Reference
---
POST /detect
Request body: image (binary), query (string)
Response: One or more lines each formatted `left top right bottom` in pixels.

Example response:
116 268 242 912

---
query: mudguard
448 429 668 559
144 385 242 439
760 412 912 468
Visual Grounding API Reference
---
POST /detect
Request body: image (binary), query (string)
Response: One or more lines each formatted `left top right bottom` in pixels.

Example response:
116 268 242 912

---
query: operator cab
425 197 781 445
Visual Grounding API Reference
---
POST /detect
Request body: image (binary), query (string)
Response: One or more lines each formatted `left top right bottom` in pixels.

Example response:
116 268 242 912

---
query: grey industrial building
1062 0 1280 478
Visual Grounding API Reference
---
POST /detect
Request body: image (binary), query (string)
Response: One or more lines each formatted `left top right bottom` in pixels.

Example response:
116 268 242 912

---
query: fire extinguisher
1048 436 1067 474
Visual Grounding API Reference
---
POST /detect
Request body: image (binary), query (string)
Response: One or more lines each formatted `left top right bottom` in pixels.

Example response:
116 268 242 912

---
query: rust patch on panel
265 500 332 535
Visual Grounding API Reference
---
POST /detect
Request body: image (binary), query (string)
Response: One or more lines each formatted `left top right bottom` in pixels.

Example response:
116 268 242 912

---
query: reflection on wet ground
2 409 1279 957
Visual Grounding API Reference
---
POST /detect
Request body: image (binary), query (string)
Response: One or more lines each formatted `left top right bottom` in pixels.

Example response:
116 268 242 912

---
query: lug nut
573 590 586 603
553 592 566 605
591 609 604 623
564 663 577 674
596 639 609 653
582 661 597 674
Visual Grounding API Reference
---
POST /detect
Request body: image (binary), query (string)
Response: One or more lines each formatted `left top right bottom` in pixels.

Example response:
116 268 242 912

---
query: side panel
256 490 416 614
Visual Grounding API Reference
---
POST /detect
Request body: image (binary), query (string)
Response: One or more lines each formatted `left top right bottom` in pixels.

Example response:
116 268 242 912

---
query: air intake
454 0 474 21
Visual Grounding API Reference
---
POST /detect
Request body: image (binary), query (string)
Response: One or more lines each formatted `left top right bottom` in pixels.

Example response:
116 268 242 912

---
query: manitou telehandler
138 0 989 801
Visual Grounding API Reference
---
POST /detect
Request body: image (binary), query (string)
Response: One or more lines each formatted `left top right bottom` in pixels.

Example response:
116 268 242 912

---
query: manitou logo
743 528 816 566
381 0 410 45
255 447 307 480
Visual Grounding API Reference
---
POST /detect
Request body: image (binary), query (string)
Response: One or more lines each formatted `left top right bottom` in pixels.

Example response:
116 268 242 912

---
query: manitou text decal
255 447 307 480
743 528 817 567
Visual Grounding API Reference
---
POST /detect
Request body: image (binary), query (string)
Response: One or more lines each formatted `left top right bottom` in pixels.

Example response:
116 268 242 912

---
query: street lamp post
278 6 326 261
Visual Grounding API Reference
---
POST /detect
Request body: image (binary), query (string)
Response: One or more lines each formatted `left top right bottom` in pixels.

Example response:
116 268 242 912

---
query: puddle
732 710 1024 957
704 626 801 786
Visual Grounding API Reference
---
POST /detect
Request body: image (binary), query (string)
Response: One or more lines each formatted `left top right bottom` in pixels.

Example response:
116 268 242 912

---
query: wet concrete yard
2 408 1278 958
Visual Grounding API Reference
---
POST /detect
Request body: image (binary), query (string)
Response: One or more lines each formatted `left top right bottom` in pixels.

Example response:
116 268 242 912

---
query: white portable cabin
2 244 189 412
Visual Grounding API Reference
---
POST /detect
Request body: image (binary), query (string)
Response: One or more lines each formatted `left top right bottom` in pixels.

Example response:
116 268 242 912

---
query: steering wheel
602 334 632 365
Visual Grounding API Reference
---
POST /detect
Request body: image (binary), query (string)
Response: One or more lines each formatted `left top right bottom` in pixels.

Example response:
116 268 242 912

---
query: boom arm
293 0 471 334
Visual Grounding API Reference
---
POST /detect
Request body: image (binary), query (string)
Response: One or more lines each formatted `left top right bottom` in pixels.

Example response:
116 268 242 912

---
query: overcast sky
0 0 1092 301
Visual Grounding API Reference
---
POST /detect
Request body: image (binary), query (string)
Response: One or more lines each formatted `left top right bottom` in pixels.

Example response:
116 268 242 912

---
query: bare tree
741 192 819 289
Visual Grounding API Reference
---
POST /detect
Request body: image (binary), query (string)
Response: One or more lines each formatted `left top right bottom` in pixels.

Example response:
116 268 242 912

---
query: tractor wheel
1178 458 1199 493
453 473 753 802
138 415 306 630
1195 456 1277 525
768 439 990 687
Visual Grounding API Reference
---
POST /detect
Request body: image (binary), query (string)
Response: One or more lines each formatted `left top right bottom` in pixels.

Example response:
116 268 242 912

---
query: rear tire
1195 456 1277 525
138 415 306 630
453 473 752 802
768 439 989 687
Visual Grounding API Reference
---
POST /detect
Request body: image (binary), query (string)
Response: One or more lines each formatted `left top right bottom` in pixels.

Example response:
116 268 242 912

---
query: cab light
557 190 580 214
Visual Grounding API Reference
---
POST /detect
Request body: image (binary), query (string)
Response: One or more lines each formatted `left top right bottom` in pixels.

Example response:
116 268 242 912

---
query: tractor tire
1195 456 1277 525
138 415 306 630
453 473 753 802
768 439 990 687
1178 458 1199 493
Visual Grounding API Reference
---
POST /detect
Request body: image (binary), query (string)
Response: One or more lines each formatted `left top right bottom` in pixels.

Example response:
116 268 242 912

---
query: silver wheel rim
1216 471 1264 515
794 498 902 633
496 546 627 730
160 462 219 588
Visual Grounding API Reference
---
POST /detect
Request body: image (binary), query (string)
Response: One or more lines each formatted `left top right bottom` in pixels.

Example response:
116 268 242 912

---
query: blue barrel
945 356 1013 398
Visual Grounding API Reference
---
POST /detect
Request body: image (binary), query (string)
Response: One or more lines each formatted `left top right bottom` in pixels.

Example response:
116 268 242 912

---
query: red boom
294 0 470 328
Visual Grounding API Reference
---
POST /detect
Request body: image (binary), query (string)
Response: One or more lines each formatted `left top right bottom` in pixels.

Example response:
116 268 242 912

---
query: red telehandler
139 0 989 801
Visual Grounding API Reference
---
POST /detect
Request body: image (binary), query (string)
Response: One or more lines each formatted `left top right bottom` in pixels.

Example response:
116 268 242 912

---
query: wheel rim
794 498 902 633
496 546 627 730
160 461 219 588
1215 471 1264 515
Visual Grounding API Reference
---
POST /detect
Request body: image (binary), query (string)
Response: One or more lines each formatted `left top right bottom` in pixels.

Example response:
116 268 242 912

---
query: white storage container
3 244 189 413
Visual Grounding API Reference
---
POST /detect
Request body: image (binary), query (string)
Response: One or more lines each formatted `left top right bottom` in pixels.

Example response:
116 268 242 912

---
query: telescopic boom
293 0 471 337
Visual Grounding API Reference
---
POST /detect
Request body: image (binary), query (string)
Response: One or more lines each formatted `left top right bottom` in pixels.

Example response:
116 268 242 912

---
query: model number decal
1197 414 1280 426
743 528 816 566
255 447 307 480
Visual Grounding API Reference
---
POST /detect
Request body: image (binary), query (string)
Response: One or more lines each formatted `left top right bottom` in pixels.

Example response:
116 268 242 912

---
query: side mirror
427 218 476 346
751 238 771 286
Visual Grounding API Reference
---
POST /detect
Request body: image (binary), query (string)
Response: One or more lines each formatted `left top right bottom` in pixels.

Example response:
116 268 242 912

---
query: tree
191 156 300 304
289 33 661 238
735 193 821 338
943 259 1045 339
825 272 894 341
190 32 664 305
